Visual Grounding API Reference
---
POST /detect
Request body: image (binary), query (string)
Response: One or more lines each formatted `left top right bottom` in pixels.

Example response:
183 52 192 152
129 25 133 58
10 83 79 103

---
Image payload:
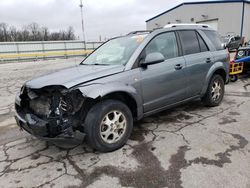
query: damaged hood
25 64 125 89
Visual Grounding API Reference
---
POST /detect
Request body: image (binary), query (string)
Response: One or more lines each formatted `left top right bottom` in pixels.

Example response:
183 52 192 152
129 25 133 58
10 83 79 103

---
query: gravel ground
0 59 250 188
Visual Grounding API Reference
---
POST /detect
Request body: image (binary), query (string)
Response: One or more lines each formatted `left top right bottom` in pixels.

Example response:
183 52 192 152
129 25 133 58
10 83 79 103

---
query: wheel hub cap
100 111 127 144
211 81 222 101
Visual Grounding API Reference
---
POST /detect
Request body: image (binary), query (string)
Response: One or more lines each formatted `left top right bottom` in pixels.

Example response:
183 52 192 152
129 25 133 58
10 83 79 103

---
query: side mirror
141 52 165 67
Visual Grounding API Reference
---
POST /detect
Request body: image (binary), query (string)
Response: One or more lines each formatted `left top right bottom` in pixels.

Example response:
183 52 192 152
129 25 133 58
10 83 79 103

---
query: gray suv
15 24 229 152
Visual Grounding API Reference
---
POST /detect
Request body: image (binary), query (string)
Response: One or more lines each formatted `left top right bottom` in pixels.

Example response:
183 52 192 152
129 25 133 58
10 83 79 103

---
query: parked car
246 40 250 46
15 24 229 152
235 46 250 73
222 35 243 51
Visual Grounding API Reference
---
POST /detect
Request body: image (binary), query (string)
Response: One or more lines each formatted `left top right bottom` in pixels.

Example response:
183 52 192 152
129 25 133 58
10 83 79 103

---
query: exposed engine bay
15 85 85 138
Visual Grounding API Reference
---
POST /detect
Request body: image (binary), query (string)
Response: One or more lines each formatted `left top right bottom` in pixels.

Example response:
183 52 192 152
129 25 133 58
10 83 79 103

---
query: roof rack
164 23 210 28
127 30 152 35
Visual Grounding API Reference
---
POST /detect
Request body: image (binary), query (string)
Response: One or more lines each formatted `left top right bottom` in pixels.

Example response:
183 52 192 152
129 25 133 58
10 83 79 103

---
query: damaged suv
15 24 229 152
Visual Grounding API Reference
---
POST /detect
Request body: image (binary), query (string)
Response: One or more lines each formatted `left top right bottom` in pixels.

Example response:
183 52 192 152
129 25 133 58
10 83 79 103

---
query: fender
201 62 228 95
77 82 144 120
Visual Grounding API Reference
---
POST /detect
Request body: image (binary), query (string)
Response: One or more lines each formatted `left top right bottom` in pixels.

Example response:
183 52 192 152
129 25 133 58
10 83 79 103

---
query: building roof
146 0 250 22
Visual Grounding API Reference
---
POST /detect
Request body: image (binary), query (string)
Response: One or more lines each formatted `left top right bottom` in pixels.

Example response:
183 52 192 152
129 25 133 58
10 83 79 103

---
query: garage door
197 19 218 31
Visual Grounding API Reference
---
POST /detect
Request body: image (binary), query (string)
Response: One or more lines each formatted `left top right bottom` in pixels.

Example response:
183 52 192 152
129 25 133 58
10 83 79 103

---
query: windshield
81 35 147 65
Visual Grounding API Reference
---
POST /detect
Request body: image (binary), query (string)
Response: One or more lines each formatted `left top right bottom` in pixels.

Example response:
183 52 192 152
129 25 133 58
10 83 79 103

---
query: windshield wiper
80 63 109 66
93 63 110 66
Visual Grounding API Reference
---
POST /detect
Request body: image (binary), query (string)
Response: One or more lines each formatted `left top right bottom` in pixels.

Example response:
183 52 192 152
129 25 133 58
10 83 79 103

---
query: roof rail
127 30 152 35
164 23 210 28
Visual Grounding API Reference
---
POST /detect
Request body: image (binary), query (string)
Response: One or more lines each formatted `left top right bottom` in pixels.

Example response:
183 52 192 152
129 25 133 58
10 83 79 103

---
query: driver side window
145 32 179 60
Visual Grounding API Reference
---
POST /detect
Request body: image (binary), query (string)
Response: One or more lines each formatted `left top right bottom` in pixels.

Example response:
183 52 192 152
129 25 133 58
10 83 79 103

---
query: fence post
42 41 46 60
16 42 20 62
64 41 67 59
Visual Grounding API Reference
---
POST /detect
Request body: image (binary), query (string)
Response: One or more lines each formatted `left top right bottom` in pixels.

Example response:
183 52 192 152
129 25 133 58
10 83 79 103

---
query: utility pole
79 0 86 50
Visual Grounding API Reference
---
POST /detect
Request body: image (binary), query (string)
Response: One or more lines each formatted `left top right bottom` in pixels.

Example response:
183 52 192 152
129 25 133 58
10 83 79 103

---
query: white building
146 0 250 41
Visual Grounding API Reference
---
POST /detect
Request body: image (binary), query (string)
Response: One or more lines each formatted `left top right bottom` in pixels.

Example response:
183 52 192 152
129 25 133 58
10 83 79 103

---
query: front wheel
84 100 133 152
202 74 225 107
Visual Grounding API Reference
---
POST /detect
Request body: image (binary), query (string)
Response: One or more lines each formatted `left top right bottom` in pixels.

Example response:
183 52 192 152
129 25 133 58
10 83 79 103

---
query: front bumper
14 93 85 143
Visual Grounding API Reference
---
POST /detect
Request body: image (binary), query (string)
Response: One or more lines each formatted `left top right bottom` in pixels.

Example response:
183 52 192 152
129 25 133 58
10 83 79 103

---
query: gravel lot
0 59 250 188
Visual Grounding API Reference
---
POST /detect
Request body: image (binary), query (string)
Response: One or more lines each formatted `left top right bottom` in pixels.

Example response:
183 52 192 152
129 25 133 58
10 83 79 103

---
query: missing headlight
29 96 51 117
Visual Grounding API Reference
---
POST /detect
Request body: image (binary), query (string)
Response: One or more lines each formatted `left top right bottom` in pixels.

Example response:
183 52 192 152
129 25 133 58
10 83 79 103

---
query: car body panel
201 58 229 95
25 65 125 89
183 51 213 97
140 56 187 112
77 69 144 119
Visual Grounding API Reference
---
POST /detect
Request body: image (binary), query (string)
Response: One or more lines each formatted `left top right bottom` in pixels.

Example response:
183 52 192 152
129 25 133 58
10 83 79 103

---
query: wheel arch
201 63 228 95
78 83 143 120
101 91 139 120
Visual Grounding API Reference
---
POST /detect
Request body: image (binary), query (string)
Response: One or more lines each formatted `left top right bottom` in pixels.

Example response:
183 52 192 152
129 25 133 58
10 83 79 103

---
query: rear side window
197 33 209 52
203 30 223 50
178 30 200 55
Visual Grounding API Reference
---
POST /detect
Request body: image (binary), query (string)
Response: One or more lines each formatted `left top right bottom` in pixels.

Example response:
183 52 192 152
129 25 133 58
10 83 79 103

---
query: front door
140 32 188 113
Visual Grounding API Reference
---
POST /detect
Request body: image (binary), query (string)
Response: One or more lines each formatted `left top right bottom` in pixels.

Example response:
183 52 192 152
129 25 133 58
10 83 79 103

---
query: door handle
206 58 212 63
175 64 183 70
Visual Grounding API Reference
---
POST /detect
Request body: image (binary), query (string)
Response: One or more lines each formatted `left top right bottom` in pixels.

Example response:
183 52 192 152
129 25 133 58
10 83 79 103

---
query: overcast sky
0 0 203 41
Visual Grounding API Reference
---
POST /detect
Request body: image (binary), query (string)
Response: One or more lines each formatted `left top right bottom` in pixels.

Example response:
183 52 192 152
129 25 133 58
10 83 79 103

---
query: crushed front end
14 85 86 142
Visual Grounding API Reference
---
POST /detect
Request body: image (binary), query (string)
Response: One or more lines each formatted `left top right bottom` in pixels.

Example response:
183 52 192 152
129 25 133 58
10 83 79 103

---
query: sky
0 0 203 41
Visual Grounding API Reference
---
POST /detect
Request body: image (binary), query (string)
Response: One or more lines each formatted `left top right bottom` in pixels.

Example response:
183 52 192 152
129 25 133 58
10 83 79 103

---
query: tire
202 74 225 107
84 99 133 152
230 75 238 82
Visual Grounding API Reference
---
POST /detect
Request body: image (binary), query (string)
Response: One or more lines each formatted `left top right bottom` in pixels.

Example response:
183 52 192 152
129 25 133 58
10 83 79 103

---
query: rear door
178 30 213 97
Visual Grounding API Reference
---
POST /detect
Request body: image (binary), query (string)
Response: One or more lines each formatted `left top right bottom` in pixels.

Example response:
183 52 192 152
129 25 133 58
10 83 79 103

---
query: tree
66 26 75 40
41 27 49 41
9 26 18 41
0 22 77 42
27 22 41 41
0 23 9 42
20 26 30 41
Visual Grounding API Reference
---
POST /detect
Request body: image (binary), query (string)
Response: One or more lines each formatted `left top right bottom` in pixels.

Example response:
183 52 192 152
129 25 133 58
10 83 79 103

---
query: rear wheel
202 74 225 107
84 100 133 152
230 75 238 82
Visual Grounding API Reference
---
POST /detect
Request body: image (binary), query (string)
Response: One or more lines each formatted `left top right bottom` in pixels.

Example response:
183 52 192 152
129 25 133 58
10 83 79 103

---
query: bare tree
9 26 18 41
66 26 75 40
0 22 76 42
27 23 41 41
41 27 49 41
50 32 61 41
21 26 30 41
0 23 9 42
